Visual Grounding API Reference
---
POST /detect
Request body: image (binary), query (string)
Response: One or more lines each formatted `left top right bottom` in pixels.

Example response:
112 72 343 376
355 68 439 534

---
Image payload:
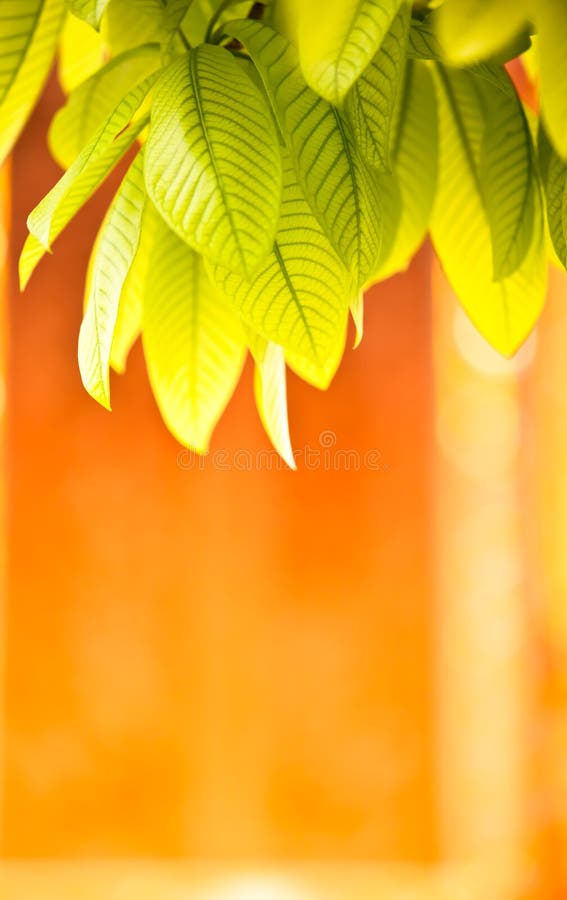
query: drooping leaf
79 152 146 409
228 19 383 286
208 155 351 389
66 0 110 28
143 217 247 453
0 0 65 167
145 43 282 278
296 0 405 105
103 0 183 54
58 10 107 93
539 123 567 269
350 292 364 349
345 3 410 172
20 74 158 288
110 197 162 373
50 44 162 168
436 0 529 65
248 335 296 469
477 68 536 279
372 59 437 282
407 17 442 60
535 0 567 158
431 64 547 356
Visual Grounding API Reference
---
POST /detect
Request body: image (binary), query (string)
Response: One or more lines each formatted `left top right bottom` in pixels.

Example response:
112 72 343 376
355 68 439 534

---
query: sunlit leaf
437 0 529 65
228 19 383 286
58 10 106 93
535 0 567 158
20 74 158 288
249 336 296 469
372 59 437 282
50 44 162 168
296 0 405 105
66 0 110 28
431 64 547 356
539 123 567 269
79 152 146 409
350 291 364 349
208 155 351 389
0 0 65 167
145 43 282 277
143 217 246 453
345 3 410 172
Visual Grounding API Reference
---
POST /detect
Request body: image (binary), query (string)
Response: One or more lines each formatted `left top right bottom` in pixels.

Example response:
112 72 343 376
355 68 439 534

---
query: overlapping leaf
297 0 405 105
247 334 296 469
50 44 162 168
58 10 107 93
431 64 546 356
66 0 109 28
437 0 530 65
0 0 65 167
79 152 146 409
539 124 567 268
228 19 383 287
143 216 246 453
20 74 158 288
208 155 351 389
145 43 282 277
345 3 410 172
535 0 567 159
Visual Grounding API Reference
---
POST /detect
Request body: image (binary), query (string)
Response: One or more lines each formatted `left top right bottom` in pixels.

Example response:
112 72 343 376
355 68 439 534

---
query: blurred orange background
1 76 567 899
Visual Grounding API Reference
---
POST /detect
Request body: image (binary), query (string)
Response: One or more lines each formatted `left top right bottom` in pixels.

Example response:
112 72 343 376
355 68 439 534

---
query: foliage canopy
1 0 567 463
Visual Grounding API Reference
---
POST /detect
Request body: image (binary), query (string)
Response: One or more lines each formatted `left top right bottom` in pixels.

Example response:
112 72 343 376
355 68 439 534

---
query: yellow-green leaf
66 0 110 29
143 217 246 453
297 0 405 105
0 0 65 167
437 0 529 65
145 44 282 277
50 44 162 168
535 0 567 159
58 11 107 93
539 123 567 269
79 151 146 409
250 337 296 469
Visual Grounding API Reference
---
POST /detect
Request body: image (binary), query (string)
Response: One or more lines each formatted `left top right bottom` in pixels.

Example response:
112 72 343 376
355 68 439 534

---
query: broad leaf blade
209 155 351 389
539 123 567 269
20 74 157 288
50 44 162 168
536 0 567 159
344 3 410 171
58 10 106 93
79 151 146 409
66 0 109 29
437 0 529 65
297 0 405 105
431 64 547 356
228 19 383 286
145 44 282 278
0 0 65 167
143 217 246 453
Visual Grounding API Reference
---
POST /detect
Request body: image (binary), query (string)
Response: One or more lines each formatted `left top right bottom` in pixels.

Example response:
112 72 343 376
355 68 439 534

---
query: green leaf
477 68 536 279
436 0 529 65
535 0 567 158
249 336 296 469
66 0 109 29
344 3 410 172
208 155 351 389
143 217 246 453
431 64 547 356
79 151 146 409
49 44 162 168
0 0 65 167
407 17 442 60
372 59 437 282
20 73 157 289
228 19 383 286
539 123 567 268
110 197 162 373
145 44 282 278
58 11 106 93
296 0 405 105
103 0 182 55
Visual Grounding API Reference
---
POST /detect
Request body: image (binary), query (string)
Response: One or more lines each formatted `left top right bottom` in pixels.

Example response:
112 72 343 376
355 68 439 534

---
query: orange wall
2 82 437 859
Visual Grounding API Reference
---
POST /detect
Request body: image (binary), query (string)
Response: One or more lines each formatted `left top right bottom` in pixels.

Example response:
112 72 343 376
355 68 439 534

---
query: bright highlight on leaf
145 43 282 277
66 0 110 29
143 216 246 454
250 337 296 470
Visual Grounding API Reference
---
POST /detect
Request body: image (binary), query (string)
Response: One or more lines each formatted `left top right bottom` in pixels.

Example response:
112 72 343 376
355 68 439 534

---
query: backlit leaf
297 0 405 105
0 0 65 167
228 19 383 286
79 151 146 409
437 0 529 65
208 155 351 389
539 123 567 269
145 43 282 277
143 217 247 453
20 74 158 288
345 3 410 172
249 337 296 469
431 64 547 356
66 0 109 28
58 11 106 93
50 44 162 168
535 0 567 158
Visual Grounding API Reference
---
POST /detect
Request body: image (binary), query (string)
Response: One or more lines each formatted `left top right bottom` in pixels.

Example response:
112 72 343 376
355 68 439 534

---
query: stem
205 0 236 43
177 27 191 50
